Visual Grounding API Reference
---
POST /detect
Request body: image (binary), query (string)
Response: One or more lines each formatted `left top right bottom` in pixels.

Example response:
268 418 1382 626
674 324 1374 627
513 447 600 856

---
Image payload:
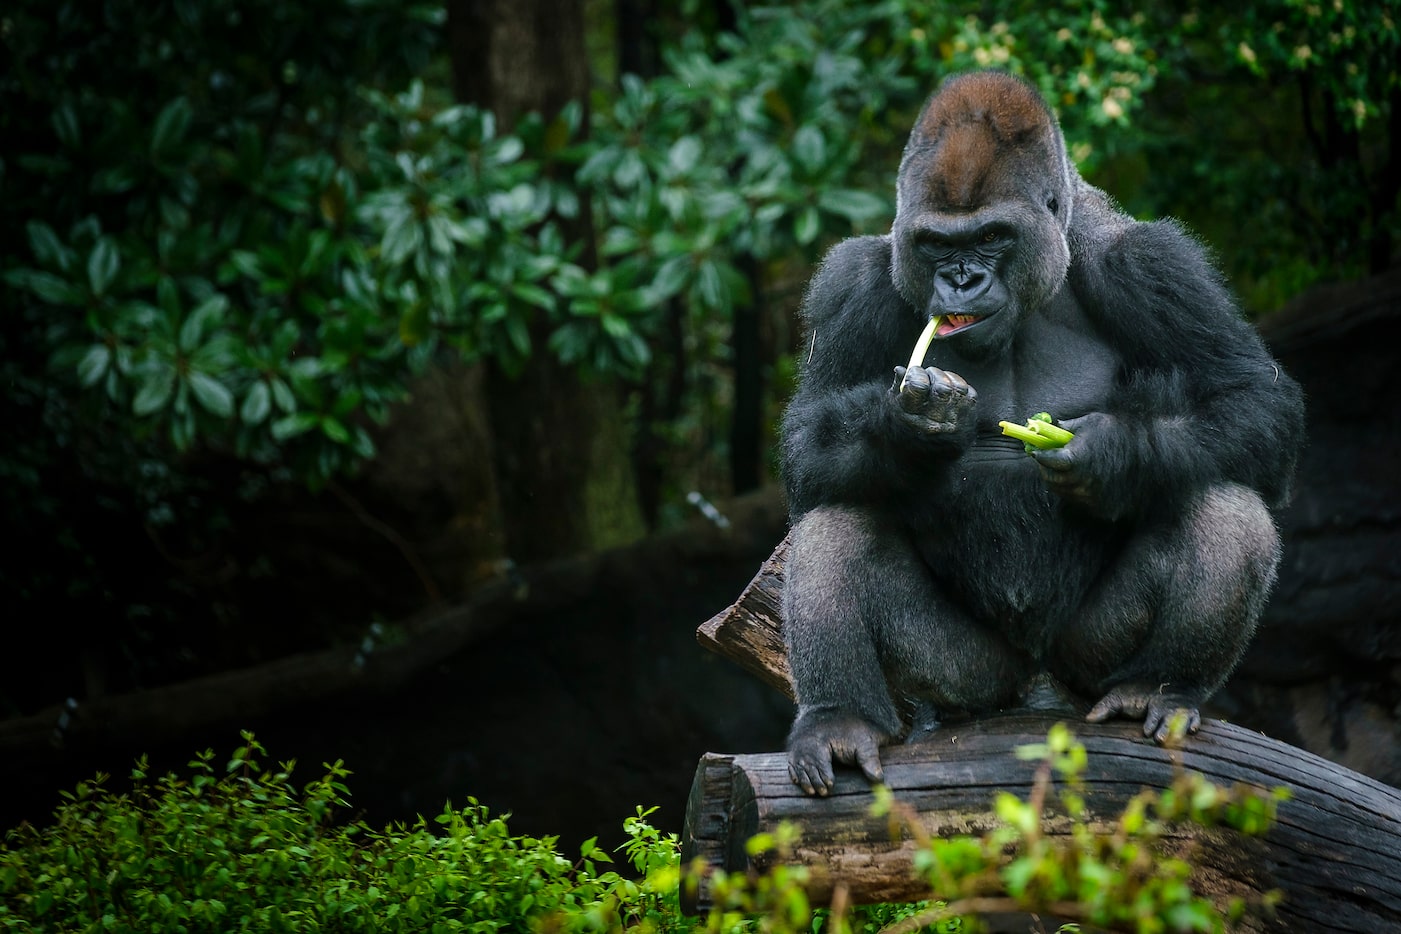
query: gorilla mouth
937 314 982 337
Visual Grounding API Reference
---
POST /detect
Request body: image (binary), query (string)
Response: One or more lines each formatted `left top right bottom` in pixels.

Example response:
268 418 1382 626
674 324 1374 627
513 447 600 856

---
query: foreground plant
0 726 1283 933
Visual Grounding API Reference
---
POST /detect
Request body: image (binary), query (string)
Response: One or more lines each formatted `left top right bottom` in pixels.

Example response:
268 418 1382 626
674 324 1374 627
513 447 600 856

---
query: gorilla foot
1086 682 1203 744
903 699 942 746
786 710 891 797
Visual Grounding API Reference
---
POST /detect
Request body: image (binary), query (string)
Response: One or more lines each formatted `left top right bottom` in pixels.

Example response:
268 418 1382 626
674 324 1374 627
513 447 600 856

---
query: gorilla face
891 72 1075 360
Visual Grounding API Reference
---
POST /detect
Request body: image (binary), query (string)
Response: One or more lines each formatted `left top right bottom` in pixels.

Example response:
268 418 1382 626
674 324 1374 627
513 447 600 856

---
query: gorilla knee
1187 483 1281 597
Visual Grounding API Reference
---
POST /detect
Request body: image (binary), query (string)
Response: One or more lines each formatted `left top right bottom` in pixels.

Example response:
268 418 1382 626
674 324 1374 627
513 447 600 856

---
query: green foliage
863 722 1286 933
0 732 689 934
5 0 1394 694
1 0 1166 494
0 728 1285 933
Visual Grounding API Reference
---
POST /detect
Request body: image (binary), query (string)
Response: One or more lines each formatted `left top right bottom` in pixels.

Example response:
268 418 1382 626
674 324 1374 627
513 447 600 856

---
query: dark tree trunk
445 0 645 564
616 0 658 79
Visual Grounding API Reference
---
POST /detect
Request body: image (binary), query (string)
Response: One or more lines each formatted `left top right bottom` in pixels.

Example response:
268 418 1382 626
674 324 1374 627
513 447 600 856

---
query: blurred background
2 0 1399 853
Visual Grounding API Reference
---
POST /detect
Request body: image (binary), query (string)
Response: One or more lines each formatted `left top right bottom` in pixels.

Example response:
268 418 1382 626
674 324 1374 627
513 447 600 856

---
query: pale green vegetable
999 412 1075 453
905 315 943 373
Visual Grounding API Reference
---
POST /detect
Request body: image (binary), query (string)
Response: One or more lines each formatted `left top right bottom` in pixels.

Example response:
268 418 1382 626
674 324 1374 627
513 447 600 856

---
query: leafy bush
1 727 1283 933
0 732 687 933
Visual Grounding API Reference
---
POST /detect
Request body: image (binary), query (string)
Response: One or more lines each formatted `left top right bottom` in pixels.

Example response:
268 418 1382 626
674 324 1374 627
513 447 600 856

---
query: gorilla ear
1047 196 1059 216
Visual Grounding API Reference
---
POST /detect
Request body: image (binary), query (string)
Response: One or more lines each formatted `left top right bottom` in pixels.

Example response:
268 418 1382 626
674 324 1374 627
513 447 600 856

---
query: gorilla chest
943 312 1121 426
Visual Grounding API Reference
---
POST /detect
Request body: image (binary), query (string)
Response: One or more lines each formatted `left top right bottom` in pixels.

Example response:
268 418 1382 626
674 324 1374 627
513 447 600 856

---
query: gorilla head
891 72 1077 360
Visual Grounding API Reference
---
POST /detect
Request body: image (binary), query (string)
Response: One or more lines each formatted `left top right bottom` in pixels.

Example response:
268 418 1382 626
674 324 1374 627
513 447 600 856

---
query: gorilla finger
789 756 832 796
1084 697 1117 723
1148 704 1201 742
1032 448 1074 472
854 737 884 785
923 367 956 396
788 762 815 796
896 371 932 413
899 364 931 391
1087 690 1147 723
927 367 973 397
1058 412 1109 433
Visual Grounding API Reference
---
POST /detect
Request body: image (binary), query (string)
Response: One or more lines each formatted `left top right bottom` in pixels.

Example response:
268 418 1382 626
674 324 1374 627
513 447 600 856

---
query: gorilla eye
981 231 997 243
1047 197 1059 215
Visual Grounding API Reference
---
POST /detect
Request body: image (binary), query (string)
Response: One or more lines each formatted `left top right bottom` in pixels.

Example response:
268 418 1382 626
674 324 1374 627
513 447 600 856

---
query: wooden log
696 532 793 699
681 712 1401 930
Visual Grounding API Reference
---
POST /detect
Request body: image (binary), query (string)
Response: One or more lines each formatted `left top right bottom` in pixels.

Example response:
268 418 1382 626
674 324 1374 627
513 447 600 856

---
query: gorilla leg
1049 483 1281 741
784 505 1032 794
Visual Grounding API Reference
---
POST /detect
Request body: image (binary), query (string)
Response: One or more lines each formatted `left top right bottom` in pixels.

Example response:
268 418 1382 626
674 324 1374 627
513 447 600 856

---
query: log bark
696 532 793 699
682 712 1401 930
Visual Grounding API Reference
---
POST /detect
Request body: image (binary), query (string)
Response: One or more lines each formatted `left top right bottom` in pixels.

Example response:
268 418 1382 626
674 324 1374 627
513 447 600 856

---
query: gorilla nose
939 266 987 294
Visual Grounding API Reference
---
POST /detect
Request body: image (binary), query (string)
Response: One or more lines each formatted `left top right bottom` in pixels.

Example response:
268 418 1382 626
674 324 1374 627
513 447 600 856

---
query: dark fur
779 72 1304 795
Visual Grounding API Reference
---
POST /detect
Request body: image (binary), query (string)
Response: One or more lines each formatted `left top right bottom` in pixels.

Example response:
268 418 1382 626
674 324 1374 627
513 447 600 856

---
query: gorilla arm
781 236 979 519
1039 203 1305 522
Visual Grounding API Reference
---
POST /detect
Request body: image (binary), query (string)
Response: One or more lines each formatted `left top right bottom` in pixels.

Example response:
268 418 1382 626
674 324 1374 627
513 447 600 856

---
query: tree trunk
446 0 646 563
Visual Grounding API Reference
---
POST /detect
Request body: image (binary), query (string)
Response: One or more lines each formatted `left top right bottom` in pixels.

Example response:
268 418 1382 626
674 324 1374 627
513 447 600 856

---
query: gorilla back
778 71 1304 796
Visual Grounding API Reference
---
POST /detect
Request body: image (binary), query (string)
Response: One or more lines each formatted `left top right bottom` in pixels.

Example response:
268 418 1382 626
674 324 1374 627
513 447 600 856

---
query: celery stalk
999 420 1062 450
905 316 943 372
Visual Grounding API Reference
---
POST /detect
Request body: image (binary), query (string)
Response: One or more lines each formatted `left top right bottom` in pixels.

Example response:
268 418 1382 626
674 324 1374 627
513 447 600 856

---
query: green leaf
51 103 80 148
271 413 320 440
270 378 296 413
1002 856 1037 897
5 268 83 305
228 250 263 279
352 428 376 459
180 294 229 352
240 381 272 425
133 374 176 416
381 213 422 266
696 260 727 311
187 371 234 418
668 136 703 175
27 221 71 271
650 255 691 301
818 189 889 223
792 125 826 174
794 206 820 245
511 283 554 311
321 417 351 444
504 314 530 357
151 97 192 155
76 344 111 387
87 238 120 296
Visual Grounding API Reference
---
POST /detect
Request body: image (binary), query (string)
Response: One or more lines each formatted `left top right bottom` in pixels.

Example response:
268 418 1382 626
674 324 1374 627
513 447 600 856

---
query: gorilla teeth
940 314 980 334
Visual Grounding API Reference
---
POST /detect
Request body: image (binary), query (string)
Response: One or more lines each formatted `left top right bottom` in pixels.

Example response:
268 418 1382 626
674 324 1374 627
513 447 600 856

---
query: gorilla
779 71 1304 796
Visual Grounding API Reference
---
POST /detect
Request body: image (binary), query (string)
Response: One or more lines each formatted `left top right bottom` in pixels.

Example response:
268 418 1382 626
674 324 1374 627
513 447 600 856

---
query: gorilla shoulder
804 236 898 316
1067 183 1242 361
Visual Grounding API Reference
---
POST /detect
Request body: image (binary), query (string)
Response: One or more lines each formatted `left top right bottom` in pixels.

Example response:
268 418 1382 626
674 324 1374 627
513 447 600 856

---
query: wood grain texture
682 712 1401 931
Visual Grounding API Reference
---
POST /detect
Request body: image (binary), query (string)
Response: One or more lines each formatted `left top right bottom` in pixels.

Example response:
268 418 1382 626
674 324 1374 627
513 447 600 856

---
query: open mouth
936 313 981 337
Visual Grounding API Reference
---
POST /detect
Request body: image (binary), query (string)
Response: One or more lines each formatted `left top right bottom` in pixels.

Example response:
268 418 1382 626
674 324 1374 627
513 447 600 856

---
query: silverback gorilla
779 71 1304 796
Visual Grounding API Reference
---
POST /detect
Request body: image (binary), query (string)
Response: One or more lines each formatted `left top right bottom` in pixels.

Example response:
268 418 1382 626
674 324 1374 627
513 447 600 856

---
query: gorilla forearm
1047 371 1302 522
781 379 970 517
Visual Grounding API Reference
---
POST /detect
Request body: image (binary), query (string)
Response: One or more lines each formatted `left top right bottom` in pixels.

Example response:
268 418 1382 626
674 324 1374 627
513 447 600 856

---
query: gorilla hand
1086 681 1204 744
786 708 891 796
891 365 977 436
1030 412 1119 515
